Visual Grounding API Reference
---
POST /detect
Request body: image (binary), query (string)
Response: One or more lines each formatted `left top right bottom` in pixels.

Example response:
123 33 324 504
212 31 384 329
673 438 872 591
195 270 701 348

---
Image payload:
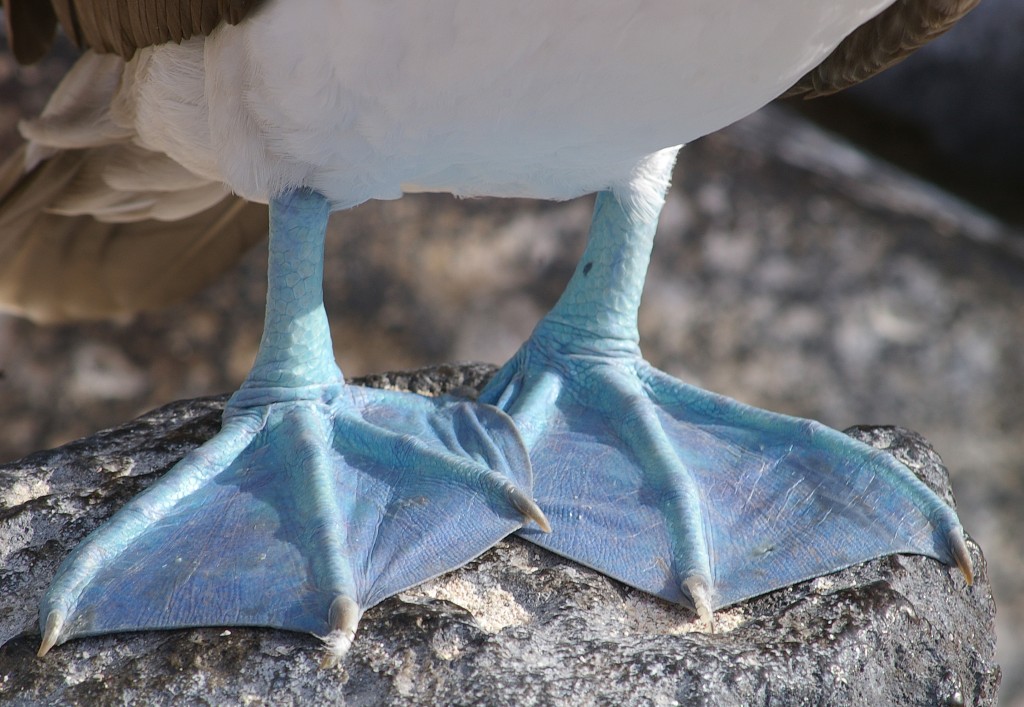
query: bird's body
0 0 978 663
3 0 977 321
122 0 889 208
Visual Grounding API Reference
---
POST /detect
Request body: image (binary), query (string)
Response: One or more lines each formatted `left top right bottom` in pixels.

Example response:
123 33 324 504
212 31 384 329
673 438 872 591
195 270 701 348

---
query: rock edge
0 364 1000 705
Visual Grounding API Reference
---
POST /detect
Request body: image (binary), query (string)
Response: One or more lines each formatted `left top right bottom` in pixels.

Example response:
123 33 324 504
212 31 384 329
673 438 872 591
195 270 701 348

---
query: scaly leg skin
480 154 972 623
38 189 548 666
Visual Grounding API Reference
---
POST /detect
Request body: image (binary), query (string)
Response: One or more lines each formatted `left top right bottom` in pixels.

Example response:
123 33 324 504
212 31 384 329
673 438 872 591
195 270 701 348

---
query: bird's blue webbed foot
38 189 547 663
481 163 972 621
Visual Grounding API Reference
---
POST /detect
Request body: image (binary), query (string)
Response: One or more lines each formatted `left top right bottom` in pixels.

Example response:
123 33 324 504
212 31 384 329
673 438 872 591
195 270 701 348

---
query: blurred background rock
1 6 1021 703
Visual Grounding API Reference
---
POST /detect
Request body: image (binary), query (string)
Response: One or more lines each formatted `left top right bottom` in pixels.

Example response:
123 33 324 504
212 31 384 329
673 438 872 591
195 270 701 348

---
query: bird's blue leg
480 158 972 621
38 189 547 663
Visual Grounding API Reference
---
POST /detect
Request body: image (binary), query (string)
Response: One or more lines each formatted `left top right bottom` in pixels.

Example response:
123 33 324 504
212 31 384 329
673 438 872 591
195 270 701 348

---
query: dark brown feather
162 0 183 44
49 0 84 48
785 0 980 99
2 0 264 64
2 0 58 64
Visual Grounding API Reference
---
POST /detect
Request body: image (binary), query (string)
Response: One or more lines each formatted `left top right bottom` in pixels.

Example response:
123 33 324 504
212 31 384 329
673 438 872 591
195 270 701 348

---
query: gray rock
0 366 999 705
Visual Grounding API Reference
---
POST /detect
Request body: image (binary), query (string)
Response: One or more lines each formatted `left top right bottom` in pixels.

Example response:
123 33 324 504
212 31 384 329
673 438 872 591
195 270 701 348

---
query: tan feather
0 21 269 322
0 145 268 323
784 0 980 99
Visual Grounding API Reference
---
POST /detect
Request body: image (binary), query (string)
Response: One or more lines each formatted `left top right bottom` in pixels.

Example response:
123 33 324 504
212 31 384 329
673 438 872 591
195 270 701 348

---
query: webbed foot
38 189 547 663
481 156 971 619
38 383 544 662
482 346 970 619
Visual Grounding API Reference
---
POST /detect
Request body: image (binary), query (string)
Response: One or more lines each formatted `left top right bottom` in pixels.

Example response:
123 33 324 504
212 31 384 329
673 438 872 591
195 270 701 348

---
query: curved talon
683 575 716 632
509 488 551 533
37 609 64 657
321 595 362 668
949 529 974 586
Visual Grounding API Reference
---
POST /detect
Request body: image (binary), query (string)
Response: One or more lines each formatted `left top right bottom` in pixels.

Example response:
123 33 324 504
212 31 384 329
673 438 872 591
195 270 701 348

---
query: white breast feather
91 0 898 215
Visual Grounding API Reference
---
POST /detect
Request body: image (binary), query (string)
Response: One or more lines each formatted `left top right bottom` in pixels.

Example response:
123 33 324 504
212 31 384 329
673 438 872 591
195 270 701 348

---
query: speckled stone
0 366 999 705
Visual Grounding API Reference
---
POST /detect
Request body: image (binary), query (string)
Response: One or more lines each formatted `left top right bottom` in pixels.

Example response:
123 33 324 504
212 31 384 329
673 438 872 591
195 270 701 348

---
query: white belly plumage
122 0 893 211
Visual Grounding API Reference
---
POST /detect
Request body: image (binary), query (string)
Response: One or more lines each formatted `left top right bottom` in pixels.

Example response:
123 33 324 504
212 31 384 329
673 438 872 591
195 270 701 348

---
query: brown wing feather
785 0 980 99
0 16 269 322
1 0 264 64
2 0 58 64
0 146 269 323
49 1 84 49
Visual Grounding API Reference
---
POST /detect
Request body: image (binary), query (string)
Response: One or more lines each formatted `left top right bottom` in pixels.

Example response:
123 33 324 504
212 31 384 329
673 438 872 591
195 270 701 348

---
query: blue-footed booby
0 0 978 664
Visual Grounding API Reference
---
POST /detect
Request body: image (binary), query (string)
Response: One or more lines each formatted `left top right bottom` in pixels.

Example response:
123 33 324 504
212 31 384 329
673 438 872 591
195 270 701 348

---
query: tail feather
0 50 268 323
0 145 267 323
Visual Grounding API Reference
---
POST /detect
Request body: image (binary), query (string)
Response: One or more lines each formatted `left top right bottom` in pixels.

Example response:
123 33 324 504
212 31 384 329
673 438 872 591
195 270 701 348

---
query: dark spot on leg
582 262 593 276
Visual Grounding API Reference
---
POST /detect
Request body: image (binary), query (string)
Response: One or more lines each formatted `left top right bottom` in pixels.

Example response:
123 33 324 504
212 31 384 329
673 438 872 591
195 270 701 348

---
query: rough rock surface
0 366 999 705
